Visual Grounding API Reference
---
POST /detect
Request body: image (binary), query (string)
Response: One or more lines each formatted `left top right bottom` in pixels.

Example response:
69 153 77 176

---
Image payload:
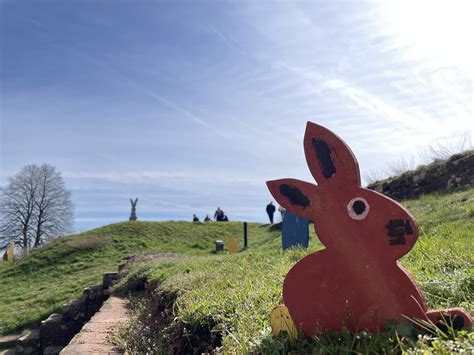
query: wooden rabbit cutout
129 198 138 221
267 122 472 336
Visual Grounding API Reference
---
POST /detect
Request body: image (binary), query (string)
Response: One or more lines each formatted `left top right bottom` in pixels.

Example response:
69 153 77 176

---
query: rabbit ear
303 122 361 187
266 178 319 220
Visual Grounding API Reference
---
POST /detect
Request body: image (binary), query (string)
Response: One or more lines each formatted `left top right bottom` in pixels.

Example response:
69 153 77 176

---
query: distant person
222 215 229 222
266 202 276 224
193 214 200 223
278 206 286 222
204 215 212 222
214 207 225 221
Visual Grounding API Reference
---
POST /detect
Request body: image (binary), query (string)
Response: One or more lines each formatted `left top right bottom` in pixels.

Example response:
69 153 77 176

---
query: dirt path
60 297 129 355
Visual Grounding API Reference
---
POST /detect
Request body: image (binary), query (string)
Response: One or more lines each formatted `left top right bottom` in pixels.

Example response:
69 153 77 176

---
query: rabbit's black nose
385 219 414 245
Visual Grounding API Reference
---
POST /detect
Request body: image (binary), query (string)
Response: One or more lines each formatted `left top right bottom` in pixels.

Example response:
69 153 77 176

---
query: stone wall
367 151 474 200
15 272 118 355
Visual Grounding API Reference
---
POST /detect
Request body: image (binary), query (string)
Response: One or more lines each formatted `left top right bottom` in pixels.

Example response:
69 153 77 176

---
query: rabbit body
283 248 427 335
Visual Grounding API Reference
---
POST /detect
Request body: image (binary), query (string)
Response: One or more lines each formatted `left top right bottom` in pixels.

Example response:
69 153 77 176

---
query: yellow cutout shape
227 237 239 254
270 305 297 339
7 241 14 261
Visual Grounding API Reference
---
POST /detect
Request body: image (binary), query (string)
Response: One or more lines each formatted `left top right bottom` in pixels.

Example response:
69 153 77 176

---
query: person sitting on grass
204 215 212 222
192 214 200 223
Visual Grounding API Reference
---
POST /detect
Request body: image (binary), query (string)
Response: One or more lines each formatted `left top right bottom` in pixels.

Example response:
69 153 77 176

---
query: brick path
60 297 129 355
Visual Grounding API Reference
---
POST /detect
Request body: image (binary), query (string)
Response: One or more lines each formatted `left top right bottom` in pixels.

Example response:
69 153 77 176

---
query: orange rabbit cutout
267 122 472 337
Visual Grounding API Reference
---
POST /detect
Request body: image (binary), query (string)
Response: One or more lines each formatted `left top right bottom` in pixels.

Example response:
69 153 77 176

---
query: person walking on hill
266 202 276 224
214 207 224 221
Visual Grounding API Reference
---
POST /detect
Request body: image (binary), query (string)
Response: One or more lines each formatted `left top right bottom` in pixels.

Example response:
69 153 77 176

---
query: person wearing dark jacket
266 202 276 224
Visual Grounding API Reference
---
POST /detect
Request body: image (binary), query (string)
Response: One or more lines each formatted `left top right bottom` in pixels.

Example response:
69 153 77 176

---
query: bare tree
387 156 417 176
0 165 38 249
0 164 73 251
32 165 74 247
419 130 473 163
363 166 388 185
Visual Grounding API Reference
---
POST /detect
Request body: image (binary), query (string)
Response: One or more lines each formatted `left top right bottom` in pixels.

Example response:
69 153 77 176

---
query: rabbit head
267 122 418 260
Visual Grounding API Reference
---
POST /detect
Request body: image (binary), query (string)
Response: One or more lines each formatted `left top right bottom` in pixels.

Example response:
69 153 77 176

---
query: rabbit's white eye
347 197 369 220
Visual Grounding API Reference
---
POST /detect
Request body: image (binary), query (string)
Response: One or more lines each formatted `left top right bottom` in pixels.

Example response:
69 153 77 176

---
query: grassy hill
115 188 474 353
0 221 281 335
0 187 473 353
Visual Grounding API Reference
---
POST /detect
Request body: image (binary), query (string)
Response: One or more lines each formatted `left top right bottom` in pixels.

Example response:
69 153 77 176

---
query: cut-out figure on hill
129 198 138 221
192 214 200 223
214 207 225 221
266 202 276 224
204 215 212 222
266 121 472 337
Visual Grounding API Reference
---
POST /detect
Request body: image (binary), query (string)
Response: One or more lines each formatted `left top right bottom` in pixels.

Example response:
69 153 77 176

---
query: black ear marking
280 184 310 208
311 138 336 179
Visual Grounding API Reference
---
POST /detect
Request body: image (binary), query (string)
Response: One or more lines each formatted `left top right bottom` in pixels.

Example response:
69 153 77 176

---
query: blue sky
1 0 472 232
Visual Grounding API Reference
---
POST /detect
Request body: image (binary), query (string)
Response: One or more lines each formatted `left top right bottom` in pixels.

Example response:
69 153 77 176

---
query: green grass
1 188 473 353
0 221 280 335
115 188 474 354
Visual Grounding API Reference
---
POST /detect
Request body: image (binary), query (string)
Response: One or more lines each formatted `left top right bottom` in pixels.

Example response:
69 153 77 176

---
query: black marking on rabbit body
452 315 465 330
386 219 414 246
280 184 310 208
311 138 336 179
389 237 406 245
436 315 465 332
